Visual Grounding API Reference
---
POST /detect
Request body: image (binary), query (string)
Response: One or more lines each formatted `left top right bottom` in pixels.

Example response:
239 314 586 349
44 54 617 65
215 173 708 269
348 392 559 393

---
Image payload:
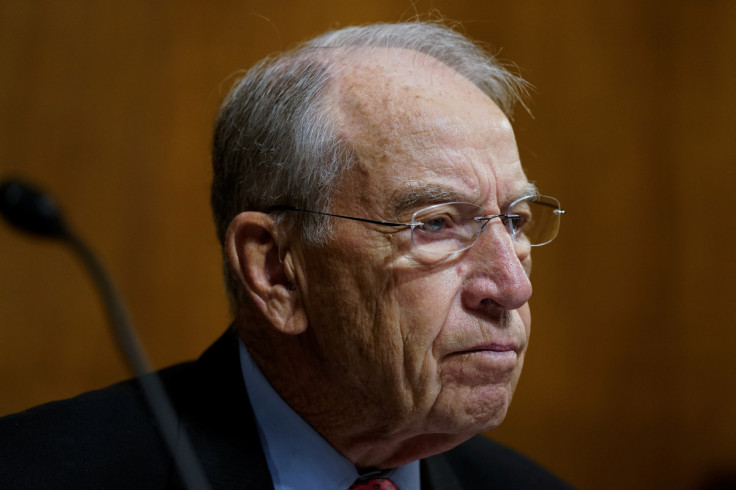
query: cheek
394 270 461 370
521 250 532 276
519 303 531 336
304 231 461 394
304 237 411 362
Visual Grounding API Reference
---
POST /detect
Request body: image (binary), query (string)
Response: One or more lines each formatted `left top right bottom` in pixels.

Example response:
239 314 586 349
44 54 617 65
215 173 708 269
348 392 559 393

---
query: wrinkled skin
246 48 533 468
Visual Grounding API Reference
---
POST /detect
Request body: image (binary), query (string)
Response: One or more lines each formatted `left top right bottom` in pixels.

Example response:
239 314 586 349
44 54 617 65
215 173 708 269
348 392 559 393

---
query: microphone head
0 179 68 238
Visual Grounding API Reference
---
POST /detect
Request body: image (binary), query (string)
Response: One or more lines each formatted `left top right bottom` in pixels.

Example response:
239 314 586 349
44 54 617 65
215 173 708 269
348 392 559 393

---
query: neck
239 324 471 469
331 431 473 469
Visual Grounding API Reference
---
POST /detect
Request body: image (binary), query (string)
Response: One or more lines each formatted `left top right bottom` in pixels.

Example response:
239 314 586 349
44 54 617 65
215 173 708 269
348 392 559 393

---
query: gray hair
211 21 530 309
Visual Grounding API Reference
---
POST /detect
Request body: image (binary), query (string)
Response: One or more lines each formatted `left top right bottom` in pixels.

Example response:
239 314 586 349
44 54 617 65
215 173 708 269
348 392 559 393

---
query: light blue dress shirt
239 341 419 490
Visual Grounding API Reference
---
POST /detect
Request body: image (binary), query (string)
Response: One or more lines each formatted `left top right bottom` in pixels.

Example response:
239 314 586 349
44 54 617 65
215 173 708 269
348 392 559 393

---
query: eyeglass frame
266 194 565 253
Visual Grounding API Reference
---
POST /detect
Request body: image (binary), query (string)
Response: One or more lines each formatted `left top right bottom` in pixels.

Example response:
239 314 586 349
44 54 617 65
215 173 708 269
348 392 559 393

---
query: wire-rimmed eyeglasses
268 194 565 256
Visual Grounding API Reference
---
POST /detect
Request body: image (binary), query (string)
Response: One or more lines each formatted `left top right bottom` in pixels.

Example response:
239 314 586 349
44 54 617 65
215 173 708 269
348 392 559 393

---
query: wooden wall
1 1 734 488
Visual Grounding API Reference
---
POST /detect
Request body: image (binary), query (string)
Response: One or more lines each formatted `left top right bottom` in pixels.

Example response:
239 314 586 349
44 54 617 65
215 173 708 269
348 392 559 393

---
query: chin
429 385 514 436
478 405 510 432
469 401 511 433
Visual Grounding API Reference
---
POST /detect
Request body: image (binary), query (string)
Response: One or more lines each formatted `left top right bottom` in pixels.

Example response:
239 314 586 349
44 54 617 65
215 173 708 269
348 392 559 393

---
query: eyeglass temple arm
266 205 411 227
532 199 566 214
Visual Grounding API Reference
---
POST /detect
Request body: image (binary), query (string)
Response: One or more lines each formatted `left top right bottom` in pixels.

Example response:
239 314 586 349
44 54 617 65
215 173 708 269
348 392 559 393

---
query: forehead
329 48 528 211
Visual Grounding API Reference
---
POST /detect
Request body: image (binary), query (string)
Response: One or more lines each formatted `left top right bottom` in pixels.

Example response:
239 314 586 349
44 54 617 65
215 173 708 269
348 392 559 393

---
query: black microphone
0 178 210 490
0 180 67 238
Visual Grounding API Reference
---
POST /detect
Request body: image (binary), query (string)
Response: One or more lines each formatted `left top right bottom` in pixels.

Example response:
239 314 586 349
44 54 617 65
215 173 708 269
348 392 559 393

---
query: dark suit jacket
0 329 572 489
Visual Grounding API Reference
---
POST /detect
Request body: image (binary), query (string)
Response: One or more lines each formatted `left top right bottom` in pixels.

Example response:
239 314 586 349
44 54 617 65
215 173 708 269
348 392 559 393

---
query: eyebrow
388 181 540 217
388 183 473 216
516 182 539 202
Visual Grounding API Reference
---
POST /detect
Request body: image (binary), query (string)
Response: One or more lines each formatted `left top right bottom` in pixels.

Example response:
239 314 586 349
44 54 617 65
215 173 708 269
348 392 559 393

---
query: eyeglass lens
410 196 562 255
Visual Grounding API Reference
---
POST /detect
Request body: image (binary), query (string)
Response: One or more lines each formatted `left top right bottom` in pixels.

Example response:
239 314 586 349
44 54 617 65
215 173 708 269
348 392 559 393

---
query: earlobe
225 212 308 335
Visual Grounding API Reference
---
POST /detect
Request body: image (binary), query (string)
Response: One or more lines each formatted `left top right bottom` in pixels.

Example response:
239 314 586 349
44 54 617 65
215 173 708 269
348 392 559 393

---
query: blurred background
1 1 735 488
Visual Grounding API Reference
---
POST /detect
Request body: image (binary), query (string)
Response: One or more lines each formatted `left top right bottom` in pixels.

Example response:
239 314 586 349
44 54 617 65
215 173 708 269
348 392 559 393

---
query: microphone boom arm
0 179 211 490
64 231 211 490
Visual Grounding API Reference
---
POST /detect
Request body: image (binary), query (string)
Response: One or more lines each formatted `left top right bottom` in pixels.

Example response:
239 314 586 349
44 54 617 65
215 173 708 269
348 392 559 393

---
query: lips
459 343 519 355
479 343 515 352
443 341 521 381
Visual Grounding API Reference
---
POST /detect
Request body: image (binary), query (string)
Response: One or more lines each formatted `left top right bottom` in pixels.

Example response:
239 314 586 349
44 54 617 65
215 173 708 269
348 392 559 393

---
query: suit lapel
420 453 464 490
165 328 274 489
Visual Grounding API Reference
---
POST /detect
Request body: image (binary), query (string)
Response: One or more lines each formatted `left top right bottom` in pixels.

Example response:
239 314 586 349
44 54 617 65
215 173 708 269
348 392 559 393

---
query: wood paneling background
1 1 734 488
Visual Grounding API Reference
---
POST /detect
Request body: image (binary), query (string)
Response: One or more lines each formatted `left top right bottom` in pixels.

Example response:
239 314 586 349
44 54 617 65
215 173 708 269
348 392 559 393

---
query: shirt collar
239 341 419 490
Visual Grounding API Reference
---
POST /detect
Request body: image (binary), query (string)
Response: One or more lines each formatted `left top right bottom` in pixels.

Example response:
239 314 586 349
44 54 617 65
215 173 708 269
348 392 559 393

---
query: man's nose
461 220 533 311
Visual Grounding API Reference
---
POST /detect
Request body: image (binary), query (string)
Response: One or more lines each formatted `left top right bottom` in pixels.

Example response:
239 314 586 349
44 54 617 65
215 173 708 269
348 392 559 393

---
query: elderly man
0 22 568 489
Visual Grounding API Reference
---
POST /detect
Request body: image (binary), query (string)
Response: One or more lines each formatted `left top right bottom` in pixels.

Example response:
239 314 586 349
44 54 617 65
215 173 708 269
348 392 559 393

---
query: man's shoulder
423 435 573 489
0 330 268 489
0 361 196 488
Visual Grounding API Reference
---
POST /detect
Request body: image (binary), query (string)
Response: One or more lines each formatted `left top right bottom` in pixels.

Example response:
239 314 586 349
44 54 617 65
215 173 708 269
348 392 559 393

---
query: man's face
295 49 533 443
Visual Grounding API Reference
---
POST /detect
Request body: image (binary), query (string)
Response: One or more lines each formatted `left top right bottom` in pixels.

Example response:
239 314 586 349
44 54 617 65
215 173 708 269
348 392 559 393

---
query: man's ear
225 212 307 335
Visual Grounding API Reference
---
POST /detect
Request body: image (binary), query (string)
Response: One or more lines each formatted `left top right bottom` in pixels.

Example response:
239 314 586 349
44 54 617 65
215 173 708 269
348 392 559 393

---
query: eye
507 214 528 231
410 202 484 255
422 215 453 232
507 199 533 234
